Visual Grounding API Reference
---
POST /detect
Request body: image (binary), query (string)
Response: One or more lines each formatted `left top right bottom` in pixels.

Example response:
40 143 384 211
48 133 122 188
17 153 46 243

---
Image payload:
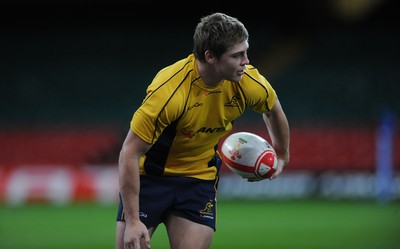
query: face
215 40 250 82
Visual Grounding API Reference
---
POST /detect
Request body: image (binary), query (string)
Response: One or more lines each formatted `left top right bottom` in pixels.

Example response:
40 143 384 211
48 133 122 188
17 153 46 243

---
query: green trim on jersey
131 54 277 180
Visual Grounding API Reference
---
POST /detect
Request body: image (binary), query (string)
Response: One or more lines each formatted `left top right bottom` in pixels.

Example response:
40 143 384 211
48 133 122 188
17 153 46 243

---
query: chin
226 74 243 82
233 75 243 82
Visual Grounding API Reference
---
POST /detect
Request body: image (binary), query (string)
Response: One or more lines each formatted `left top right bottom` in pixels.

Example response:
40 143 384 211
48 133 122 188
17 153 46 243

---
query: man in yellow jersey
115 12 290 249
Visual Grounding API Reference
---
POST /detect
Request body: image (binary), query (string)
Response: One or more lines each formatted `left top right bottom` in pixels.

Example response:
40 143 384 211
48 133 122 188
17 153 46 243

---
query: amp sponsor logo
181 127 226 139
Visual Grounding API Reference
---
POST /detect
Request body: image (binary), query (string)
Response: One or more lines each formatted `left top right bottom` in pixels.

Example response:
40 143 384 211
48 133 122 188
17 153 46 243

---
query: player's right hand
124 221 151 249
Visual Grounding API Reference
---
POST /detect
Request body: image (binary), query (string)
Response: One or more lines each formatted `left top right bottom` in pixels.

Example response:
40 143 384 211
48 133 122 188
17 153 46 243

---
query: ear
204 50 216 64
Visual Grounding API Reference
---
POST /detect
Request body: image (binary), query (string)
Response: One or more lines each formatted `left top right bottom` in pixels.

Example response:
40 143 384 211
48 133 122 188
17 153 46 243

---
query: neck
196 60 223 87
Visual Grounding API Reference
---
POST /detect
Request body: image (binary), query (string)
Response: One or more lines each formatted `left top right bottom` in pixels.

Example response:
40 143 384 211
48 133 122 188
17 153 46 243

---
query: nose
242 54 250 65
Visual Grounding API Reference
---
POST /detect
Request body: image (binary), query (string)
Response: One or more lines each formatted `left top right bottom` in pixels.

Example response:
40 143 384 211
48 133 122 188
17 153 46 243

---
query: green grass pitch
0 199 399 249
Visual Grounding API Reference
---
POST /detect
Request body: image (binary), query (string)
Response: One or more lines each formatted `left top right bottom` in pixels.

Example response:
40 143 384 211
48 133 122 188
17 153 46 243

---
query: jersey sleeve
242 65 277 113
130 59 192 144
130 83 186 144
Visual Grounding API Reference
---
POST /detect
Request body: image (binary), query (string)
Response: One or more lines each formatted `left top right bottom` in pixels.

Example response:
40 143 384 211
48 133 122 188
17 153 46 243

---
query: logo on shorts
199 200 214 220
139 212 148 218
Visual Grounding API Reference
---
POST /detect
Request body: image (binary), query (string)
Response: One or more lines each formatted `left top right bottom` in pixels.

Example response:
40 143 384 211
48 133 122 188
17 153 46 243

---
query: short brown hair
193 12 249 62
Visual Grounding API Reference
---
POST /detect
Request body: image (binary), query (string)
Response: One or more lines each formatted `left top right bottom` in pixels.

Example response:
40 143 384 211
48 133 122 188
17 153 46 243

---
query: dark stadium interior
0 3 399 248
1 0 399 167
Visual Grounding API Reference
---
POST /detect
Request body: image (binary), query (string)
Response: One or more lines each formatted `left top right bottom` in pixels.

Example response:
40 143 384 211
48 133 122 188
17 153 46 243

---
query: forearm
118 148 141 223
263 101 290 164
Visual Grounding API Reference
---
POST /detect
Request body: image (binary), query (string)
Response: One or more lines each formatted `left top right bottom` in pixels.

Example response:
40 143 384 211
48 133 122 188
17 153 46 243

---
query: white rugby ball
220 132 278 180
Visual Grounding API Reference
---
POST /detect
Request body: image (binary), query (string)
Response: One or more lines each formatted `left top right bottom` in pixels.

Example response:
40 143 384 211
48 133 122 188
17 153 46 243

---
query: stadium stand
0 127 121 166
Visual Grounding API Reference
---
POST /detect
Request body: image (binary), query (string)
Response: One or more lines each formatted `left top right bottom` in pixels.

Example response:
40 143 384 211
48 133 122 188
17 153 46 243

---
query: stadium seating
220 125 400 173
0 127 121 166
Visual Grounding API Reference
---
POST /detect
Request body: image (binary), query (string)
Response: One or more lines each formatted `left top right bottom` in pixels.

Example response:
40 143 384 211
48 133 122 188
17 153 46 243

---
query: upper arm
264 97 283 118
119 129 152 162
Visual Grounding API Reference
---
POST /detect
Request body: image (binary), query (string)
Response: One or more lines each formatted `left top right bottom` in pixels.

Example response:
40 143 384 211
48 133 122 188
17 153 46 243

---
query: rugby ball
220 132 278 180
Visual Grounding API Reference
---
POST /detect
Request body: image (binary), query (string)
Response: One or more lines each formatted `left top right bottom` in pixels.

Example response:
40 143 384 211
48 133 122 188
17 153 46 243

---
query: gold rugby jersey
131 54 277 180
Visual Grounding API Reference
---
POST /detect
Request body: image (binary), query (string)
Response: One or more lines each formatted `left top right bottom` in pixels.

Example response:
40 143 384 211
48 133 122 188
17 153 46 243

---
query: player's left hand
269 158 286 180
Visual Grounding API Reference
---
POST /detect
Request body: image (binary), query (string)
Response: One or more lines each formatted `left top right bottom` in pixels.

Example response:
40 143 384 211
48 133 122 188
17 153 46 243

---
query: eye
232 51 246 59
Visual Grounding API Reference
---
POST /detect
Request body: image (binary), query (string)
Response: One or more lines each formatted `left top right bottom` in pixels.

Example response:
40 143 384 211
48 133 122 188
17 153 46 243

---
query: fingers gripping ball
220 132 278 180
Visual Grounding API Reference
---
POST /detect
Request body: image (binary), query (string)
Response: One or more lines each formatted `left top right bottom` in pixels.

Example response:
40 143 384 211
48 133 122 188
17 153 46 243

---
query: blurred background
0 0 400 249
0 1 399 248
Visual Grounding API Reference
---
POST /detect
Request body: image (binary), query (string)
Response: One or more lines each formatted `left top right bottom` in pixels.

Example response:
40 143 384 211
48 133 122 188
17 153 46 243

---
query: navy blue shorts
116 175 219 231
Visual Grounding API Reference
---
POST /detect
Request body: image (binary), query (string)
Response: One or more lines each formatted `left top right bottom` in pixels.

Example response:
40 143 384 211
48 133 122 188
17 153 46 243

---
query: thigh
165 214 214 249
116 175 176 227
173 177 219 231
